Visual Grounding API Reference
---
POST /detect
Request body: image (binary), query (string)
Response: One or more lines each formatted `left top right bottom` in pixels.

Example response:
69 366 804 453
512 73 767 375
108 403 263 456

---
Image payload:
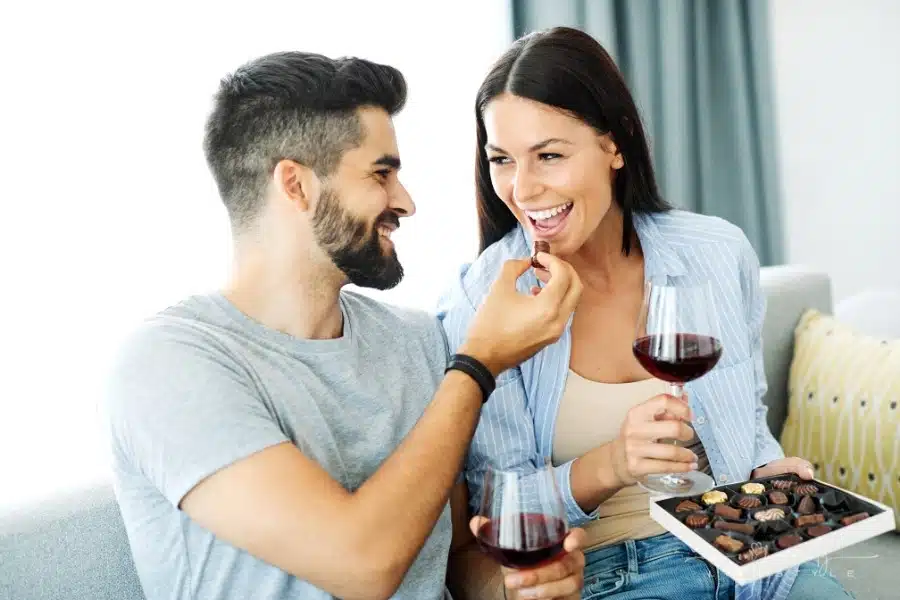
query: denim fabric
581 533 854 600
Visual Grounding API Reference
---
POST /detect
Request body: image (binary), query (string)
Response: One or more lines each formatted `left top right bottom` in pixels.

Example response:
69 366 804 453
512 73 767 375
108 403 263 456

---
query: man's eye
487 156 510 165
375 169 391 180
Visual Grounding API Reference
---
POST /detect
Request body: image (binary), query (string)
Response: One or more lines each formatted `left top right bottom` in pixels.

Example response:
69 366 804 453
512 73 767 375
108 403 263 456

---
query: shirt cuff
554 459 601 527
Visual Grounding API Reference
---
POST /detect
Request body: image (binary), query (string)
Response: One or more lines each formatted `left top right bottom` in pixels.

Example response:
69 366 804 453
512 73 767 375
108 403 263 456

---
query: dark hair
204 51 406 230
474 26 670 254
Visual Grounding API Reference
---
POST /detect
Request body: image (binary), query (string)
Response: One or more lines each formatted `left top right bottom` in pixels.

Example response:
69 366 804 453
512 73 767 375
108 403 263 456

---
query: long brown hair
474 26 670 254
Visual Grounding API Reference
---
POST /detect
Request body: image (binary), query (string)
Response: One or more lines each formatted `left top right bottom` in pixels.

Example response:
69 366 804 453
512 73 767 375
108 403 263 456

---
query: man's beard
312 187 404 290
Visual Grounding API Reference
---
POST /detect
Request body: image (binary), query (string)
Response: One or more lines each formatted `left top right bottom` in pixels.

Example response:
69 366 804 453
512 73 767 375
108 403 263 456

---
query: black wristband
445 354 496 403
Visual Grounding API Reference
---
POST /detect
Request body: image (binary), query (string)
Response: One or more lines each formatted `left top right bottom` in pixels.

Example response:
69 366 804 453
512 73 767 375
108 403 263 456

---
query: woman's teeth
525 202 572 222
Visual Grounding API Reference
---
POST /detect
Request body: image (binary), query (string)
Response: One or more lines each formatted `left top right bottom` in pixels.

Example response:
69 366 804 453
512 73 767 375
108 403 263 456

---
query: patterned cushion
780 309 900 529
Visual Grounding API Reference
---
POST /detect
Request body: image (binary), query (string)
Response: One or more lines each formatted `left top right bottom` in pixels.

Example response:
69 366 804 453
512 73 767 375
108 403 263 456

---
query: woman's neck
568 205 643 293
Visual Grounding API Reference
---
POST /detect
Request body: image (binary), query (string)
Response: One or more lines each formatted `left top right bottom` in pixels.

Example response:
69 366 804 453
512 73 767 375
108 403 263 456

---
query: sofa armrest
760 265 833 438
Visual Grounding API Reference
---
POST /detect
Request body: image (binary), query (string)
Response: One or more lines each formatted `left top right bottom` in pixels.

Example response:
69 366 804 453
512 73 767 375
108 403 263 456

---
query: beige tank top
551 370 710 552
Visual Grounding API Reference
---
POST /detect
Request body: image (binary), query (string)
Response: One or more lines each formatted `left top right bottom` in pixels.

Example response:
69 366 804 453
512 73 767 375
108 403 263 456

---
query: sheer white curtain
0 0 511 508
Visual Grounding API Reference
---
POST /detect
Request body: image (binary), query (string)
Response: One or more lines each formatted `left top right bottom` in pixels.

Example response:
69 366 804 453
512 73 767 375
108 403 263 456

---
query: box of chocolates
649 474 895 583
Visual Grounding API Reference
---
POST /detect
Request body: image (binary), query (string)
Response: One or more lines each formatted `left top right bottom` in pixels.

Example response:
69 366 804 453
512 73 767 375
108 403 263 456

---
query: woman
439 27 852 600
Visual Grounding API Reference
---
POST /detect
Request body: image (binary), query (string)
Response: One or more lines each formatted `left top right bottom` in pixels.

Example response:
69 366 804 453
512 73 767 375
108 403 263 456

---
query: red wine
475 513 567 568
633 333 722 383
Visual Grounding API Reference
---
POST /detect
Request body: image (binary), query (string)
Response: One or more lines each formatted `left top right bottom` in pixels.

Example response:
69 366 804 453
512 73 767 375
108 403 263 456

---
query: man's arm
181 370 483 600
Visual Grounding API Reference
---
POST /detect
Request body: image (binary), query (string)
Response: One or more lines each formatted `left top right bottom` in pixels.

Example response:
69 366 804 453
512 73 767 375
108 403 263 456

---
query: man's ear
273 159 321 212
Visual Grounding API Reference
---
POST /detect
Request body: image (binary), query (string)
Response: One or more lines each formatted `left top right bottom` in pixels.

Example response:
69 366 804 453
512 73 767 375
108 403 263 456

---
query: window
0 1 511 507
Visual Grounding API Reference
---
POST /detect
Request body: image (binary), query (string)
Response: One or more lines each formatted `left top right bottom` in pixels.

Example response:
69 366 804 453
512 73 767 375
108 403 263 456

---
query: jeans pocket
583 567 627 599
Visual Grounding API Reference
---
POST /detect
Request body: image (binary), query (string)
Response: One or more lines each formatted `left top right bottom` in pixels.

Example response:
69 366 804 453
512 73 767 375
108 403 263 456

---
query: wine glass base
638 471 716 497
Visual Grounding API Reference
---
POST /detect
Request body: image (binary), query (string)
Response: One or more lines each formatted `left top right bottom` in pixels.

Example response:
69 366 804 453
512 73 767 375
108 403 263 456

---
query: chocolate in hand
797 495 816 515
676 500 702 513
531 241 550 268
738 545 769 564
840 512 870 526
714 535 745 553
795 513 825 527
713 519 754 535
714 504 742 520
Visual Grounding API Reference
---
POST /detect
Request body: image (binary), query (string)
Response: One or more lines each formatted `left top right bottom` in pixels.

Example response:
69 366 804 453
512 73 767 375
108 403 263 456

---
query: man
103 51 586 600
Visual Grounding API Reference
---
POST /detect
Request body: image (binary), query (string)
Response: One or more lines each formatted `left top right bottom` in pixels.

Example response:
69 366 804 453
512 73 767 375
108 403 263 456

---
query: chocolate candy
531 241 550 268
840 512 870 526
686 513 710 528
795 483 819 496
738 545 769 563
820 489 848 511
767 491 789 505
754 508 786 522
807 524 833 537
713 519 755 535
776 534 803 549
714 504 742 520
797 496 816 515
736 495 762 509
756 519 791 540
676 500 702 513
714 535 745 553
795 513 825 527
772 479 795 490
702 490 728 506
741 483 765 495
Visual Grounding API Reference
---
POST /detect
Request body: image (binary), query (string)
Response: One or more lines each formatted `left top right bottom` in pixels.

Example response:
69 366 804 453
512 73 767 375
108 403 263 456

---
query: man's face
312 107 415 290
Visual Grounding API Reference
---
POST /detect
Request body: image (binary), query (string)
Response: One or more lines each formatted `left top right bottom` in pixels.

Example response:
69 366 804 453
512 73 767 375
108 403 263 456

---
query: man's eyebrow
373 154 401 169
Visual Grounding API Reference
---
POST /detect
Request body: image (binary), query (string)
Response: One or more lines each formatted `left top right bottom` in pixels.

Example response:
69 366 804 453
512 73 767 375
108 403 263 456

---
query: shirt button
719 474 729 483
696 416 706 425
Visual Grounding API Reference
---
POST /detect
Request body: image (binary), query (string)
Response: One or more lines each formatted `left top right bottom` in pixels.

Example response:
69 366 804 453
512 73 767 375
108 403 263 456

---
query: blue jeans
582 533 854 599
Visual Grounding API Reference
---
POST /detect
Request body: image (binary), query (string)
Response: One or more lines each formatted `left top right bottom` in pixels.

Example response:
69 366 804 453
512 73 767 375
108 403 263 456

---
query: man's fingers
499 258 536 285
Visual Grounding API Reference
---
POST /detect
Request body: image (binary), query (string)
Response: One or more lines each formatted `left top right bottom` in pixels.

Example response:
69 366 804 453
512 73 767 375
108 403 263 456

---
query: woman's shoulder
649 209 753 253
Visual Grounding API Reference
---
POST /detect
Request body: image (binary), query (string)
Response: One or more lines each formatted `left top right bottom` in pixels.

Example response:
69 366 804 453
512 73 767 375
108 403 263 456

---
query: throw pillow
780 309 900 529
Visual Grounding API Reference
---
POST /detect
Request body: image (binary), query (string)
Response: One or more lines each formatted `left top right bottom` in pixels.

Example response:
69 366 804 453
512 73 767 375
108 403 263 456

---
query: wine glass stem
669 382 684 401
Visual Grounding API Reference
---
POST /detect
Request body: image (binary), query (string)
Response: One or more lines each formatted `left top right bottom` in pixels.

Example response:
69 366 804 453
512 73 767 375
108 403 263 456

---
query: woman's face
482 93 623 256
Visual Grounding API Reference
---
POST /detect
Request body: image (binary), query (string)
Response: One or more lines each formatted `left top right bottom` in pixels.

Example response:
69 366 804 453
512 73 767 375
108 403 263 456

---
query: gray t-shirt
103 290 453 600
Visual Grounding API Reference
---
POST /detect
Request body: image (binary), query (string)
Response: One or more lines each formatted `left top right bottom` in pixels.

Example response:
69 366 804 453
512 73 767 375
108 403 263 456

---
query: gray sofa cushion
0 482 144 600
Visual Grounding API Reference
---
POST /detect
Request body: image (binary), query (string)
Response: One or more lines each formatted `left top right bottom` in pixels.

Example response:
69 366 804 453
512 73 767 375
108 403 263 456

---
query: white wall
0 0 511 508
771 0 900 302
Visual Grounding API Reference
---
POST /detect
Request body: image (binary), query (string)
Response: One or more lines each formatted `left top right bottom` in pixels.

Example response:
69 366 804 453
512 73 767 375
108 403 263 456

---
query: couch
1 266 896 600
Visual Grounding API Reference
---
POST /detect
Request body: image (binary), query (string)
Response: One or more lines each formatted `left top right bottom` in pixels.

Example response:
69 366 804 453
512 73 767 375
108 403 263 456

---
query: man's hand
461 253 583 376
751 457 815 480
469 517 586 600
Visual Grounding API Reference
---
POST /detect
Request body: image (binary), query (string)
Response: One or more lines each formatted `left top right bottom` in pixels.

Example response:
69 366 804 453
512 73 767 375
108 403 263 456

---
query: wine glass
632 281 723 496
475 462 569 570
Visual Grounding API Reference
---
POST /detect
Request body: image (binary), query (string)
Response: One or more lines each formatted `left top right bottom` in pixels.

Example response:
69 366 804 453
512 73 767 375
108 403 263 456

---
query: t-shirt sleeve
104 324 290 508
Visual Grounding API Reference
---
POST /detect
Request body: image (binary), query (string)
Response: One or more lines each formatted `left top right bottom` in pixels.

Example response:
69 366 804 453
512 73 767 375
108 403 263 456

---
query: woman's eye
487 156 510 165
538 153 562 161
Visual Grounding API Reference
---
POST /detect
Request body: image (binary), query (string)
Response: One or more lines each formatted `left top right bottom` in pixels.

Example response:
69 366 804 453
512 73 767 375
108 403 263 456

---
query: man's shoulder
341 290 445 349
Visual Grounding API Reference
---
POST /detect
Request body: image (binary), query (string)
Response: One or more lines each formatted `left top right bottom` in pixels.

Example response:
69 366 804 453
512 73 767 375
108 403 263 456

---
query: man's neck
224 243 345 341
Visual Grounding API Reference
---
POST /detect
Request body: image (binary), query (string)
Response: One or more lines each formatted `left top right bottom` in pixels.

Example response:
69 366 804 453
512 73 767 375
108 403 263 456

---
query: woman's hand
751 457 815 480
608 393 699 487
469 517 586 600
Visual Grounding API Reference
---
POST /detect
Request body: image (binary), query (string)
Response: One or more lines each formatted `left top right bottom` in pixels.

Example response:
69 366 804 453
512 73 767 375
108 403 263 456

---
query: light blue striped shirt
436 210 797 600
